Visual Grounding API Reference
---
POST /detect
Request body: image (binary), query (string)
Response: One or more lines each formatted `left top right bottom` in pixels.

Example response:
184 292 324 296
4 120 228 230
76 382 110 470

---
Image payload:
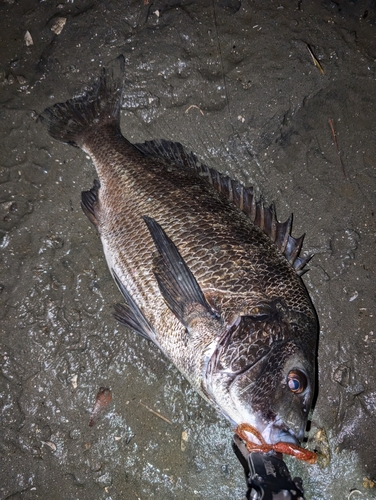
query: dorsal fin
135 139 200 170
134 139 312 275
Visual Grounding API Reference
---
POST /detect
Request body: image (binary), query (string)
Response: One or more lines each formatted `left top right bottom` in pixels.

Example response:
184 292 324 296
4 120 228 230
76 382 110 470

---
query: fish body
41 56 318 448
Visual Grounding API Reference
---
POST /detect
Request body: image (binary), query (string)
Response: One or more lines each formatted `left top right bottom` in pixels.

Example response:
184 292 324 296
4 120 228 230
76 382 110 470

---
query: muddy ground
1 1 375 499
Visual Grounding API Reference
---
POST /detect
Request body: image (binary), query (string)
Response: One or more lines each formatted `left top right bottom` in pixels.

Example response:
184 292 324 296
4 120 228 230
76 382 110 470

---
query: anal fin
112 269 155 342
81 179 100 228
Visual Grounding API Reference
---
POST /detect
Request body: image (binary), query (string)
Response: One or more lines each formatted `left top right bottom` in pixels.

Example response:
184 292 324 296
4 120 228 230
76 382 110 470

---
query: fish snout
262 421 301 446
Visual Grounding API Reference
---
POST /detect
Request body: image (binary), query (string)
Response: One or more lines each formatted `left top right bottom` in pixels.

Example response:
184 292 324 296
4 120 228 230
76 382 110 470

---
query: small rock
69 429 81 440
363 477 375 489
70 374 78 389
24 31 33 46
51 17 67 35
41 440 57 452
181 430 188 451
96 472 112 487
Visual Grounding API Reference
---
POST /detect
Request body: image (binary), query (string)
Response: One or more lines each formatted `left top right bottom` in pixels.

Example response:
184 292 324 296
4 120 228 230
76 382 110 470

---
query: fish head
258 346 316 445
207 301 318 446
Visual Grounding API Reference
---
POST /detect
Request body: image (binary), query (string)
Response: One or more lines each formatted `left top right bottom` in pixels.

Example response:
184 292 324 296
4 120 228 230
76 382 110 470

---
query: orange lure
234 423 317 464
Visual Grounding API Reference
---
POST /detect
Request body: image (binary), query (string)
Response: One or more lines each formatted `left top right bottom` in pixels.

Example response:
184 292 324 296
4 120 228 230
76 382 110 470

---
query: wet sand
1 1 375 498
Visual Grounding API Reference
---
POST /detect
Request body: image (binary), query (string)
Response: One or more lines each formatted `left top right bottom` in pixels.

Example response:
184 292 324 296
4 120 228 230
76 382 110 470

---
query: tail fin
40 55 125 148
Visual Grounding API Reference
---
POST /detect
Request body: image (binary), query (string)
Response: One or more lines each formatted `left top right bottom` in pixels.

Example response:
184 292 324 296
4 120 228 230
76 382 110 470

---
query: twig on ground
139 401 172 424
306 44 325 75
328 118 347 179
185 104 204 115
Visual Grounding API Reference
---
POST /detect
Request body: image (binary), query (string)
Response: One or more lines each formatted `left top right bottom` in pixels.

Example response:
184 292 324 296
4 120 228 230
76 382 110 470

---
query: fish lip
261 420 300 446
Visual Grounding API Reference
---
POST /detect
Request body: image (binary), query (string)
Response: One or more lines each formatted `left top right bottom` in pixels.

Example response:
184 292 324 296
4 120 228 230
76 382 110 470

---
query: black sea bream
41 55 318 454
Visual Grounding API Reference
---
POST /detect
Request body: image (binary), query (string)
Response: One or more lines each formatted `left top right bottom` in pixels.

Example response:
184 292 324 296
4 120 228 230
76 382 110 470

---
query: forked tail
39 55 125 148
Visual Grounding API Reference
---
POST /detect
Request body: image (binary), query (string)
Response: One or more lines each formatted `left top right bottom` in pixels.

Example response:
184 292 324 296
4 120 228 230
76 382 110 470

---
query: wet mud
1 1 375 499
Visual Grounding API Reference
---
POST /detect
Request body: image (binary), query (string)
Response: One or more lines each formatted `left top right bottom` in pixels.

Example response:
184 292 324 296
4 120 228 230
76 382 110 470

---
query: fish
40 55 319 457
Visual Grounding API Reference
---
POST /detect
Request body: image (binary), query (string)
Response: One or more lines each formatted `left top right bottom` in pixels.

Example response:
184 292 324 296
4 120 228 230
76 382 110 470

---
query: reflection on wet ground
1 1 375 499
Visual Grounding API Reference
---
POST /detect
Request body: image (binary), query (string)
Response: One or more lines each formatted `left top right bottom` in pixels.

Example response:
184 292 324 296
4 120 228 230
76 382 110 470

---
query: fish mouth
261 419 301 446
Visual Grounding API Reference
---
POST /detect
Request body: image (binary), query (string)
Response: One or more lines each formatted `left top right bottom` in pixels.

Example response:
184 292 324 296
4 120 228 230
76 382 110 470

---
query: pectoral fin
143 216 217 328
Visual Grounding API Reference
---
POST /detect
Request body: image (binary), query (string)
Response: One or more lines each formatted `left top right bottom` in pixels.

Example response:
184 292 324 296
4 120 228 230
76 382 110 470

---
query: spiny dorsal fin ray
135 139 312 273
294 254 314 276
276 215 292 253
285 233 305 265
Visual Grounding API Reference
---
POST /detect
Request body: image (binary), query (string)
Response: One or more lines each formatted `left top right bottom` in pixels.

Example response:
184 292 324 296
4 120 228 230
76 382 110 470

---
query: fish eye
287 370 307 394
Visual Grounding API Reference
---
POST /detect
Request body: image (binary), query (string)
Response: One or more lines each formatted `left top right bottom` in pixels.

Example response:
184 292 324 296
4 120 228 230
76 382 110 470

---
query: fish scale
41 55 318 453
